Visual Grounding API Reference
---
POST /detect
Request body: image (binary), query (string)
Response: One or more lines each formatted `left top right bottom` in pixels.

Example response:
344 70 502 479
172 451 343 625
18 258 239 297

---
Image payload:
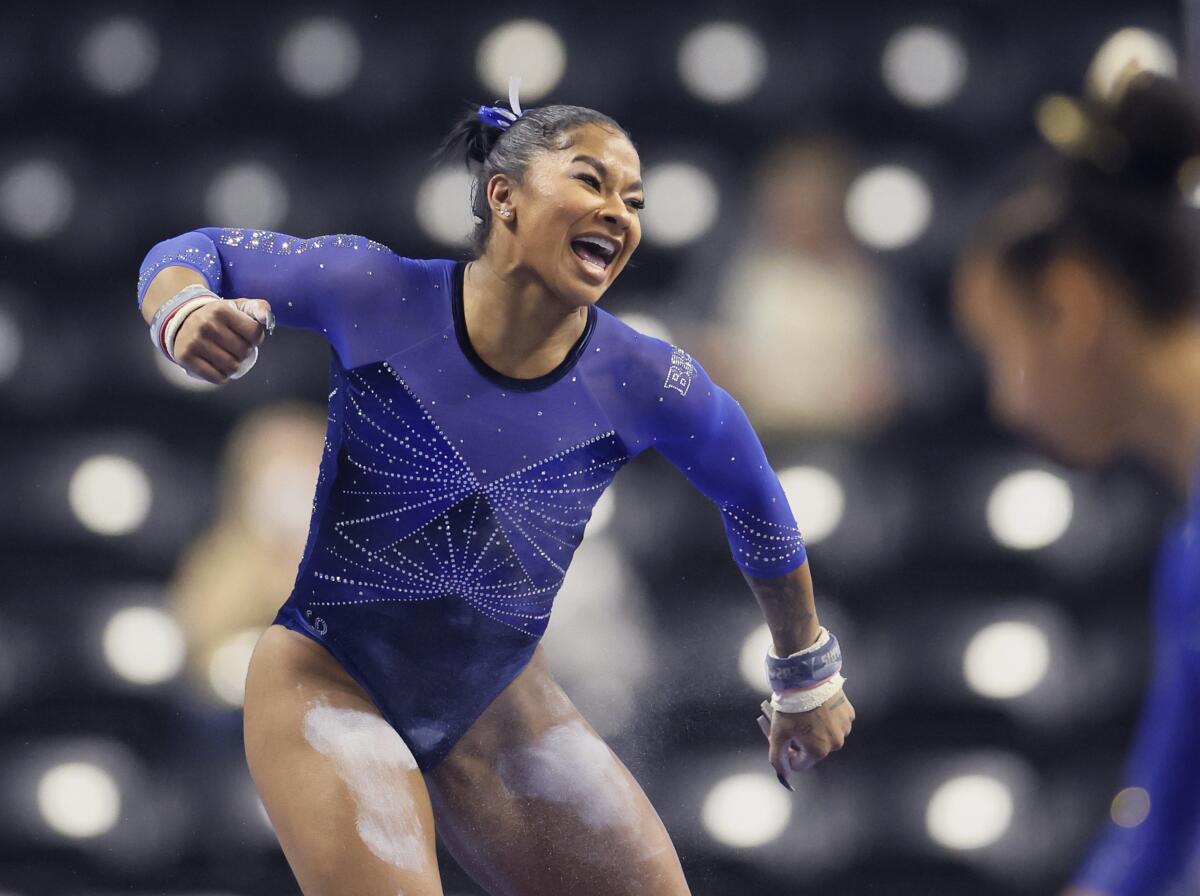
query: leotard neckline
451 260 597 392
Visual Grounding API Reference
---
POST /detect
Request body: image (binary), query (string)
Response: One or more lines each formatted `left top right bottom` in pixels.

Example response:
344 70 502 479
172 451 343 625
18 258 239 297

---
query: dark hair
970 73 1200 323
435 102 633 256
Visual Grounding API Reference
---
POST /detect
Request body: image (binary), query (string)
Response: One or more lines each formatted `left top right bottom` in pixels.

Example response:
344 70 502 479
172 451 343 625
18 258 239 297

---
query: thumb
233 298 275 334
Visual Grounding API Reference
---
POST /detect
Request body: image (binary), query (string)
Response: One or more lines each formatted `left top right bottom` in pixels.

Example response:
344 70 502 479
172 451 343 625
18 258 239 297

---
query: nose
600 193 633 232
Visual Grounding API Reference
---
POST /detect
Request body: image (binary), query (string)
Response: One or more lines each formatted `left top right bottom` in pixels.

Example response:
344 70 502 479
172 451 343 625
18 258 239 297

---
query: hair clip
476 76 525 131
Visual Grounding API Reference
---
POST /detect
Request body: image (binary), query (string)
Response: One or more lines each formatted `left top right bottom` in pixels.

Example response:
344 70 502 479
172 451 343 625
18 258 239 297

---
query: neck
1124 322 1200 493
462 255 588 379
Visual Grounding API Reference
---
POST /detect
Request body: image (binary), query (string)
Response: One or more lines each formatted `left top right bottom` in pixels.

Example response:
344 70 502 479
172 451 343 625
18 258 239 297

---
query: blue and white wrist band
764 627 842 692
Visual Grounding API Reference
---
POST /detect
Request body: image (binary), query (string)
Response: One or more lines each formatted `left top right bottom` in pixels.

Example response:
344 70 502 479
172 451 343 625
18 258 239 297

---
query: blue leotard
138 228 808 769
1072 479 1200 895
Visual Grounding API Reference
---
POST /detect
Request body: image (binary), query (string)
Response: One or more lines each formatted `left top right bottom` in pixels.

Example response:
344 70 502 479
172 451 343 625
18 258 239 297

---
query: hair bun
1107 72 1200 197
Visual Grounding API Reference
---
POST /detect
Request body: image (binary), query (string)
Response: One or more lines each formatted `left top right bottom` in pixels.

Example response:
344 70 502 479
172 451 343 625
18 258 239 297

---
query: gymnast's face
487 123 643 307
955 252 1131 467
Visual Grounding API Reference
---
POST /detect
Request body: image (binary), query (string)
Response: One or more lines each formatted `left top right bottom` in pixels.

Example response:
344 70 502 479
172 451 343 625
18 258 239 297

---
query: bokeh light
738 622 773 691
925 774 1013 850
963 620 1051 699
476 19 565 102
0 159 74 240
1110 786 1151 829
0 306 22 383
37 762 121 838
986 469 1074 551
678 22 767 104
881 26 967 108
778 465 844 544
640 162 719 247
102 606 186 685
278 17 362 98
205 162 290 231
701 772 791 847
1088 27 1177 100
79 17 160 95
416 167 474 246
68 454 152 536
208 627 263 707
845 164 932 250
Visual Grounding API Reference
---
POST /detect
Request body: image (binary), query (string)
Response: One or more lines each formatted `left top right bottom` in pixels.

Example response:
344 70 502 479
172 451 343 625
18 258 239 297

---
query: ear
485 173 516 218
1037 255 1110 358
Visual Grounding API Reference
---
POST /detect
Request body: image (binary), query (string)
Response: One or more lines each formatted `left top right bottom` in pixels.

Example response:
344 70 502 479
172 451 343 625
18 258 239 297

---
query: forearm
742 560 821 656
140 265 210 324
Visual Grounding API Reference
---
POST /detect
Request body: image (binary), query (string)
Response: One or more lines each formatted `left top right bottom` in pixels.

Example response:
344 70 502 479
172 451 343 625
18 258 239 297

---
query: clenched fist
174 298 273 384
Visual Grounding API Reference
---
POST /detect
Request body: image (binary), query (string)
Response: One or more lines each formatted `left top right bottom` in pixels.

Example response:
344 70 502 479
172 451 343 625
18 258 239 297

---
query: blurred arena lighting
0 305 22 383
583 487 615 536
78 16 159 95
640 162 719 247
778 465 844 544
1087 28 1177 100
986 469 1074 551
925 773 1013 851
677 22 767 105
963 620 1051 700
207 627 263 706
415 167 474 246
615 311 674 345
542 537 652 736
204 162 289 231
0 158 74 239
102 606 186 686
154 349 217 391
738 622 773 691
701 772 791 847
277 17 362 98
248 455 321 543
1110 786 1151 829
476 19 565 101
880 25 967 108
68 454 152 536
37 761 121 838
844 164 932 250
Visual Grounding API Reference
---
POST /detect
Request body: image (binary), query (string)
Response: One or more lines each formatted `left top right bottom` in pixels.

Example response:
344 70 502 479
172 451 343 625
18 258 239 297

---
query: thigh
425 648 690 896
243 624 443 896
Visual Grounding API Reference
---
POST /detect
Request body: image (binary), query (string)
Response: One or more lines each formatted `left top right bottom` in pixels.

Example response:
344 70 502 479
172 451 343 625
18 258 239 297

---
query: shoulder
590 307 712 426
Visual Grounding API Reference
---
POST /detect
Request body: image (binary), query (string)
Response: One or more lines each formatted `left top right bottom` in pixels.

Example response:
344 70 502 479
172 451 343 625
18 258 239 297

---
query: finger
204 304 258 354
191 341 243 378
184 354 227 385
768 734 794 791
228 299 273 344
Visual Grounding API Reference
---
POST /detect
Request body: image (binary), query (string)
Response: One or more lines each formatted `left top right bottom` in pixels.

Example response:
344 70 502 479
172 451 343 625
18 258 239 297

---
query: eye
628 198 645 211
574 173 601 189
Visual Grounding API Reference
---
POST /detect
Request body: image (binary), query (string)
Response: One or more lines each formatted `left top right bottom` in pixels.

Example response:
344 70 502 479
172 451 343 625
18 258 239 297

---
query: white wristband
770 673 845 714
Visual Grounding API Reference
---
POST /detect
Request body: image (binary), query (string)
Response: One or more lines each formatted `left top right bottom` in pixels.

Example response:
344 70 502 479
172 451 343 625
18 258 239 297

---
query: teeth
576 234 618 260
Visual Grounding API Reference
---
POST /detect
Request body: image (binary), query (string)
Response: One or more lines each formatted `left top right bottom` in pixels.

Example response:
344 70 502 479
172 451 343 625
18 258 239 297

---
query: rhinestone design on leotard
303 361 628 637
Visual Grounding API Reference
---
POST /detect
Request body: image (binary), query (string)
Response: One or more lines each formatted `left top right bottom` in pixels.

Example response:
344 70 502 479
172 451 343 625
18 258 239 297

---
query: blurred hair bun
1108 71 1200 197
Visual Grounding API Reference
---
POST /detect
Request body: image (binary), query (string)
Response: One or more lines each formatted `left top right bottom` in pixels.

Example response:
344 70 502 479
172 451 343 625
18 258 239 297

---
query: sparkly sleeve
646 344 807 577
1070 555 1200 896
136 228 429 368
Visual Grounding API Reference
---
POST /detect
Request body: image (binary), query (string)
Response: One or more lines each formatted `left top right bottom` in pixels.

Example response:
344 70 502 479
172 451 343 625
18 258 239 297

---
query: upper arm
137 228 431 367
645 344 806 577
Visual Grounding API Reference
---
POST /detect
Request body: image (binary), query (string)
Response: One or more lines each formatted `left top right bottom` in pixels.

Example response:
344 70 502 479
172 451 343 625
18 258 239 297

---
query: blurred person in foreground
133 83 853 895
957 70 1200 896
169 402 325 702
689 137 901 439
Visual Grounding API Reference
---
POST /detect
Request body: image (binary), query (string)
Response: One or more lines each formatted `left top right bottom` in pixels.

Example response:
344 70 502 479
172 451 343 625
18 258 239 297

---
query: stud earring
497 207 511 218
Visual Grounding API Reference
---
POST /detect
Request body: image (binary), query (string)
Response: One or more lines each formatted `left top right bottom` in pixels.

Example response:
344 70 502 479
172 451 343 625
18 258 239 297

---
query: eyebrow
571 154 644 193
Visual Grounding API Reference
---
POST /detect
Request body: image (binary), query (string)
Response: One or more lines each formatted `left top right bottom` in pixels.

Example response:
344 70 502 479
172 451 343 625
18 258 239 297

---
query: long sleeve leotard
139 228 808 769
1072 486 1200 895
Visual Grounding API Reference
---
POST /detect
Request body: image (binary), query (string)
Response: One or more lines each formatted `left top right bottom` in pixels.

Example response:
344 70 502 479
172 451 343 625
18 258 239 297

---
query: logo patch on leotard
663 347 694 397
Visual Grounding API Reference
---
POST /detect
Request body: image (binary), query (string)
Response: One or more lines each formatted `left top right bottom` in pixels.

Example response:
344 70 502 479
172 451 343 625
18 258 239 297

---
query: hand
756 688 855 790
174 298 273 384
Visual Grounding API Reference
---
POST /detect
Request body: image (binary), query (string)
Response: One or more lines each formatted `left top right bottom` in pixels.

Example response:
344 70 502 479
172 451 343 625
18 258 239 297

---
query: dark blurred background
0 2 1192 894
